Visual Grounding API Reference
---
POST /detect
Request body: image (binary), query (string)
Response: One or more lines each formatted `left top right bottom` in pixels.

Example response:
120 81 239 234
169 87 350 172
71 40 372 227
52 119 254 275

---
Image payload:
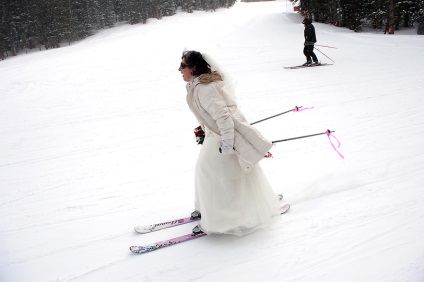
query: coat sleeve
197 83 234 145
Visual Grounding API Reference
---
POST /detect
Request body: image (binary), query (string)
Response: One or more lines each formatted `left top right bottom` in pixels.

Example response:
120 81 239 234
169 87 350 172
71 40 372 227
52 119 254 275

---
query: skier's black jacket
303 18 317 46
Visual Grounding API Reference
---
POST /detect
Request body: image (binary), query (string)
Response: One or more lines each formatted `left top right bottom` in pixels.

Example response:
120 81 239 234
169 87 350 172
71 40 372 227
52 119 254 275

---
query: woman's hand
219 140 234 154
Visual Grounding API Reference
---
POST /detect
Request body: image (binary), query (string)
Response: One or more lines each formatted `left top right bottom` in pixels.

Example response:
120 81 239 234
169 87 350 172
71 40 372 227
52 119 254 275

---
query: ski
134 194 284 234
129 203 290 254
130 232 207 254
284 63 332 70
134 217 199 234
279 203 290 214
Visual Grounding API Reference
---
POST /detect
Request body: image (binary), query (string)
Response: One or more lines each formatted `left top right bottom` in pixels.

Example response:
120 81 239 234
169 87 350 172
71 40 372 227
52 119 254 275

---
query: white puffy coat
186 72 272 171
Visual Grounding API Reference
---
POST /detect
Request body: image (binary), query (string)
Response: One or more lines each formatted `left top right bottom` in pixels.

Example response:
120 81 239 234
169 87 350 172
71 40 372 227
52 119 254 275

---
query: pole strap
326 130 344 159
293 105 315 112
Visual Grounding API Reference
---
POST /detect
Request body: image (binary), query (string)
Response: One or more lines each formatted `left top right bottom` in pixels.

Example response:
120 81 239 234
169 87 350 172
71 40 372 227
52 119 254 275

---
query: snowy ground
1 1 424 281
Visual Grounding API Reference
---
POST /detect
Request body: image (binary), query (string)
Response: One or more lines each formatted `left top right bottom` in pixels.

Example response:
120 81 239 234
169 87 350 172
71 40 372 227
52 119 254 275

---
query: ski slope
1 0 424 281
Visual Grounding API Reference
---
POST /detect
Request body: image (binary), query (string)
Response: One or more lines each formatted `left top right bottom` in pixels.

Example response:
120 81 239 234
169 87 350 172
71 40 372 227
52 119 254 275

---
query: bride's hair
182 50 211 76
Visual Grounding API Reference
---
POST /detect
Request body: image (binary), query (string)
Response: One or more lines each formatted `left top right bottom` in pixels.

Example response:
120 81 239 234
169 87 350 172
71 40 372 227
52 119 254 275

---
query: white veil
202 52 238 102
183 48 238 101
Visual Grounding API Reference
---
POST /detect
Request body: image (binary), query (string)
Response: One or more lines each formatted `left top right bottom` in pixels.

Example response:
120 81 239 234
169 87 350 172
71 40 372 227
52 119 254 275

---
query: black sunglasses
180 62 188 69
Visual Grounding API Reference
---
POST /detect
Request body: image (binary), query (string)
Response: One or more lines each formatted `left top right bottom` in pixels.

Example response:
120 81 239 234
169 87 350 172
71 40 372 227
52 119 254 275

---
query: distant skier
302 18 319 66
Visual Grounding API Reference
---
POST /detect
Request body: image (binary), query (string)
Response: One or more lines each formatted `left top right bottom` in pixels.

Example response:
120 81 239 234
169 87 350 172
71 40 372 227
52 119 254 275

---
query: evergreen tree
290 0 423 33
114 0 129 22
127 0 148 24
219 0 236 8
339 0 365 31
2 0 29 55
100 0 117 27
161 0 178 17
395 0 423 29
180 0 197 13
54 0 72 45
0 0 13 58
311 0 333 23
417 0 424 34
0 0 241 59
69 0 93 40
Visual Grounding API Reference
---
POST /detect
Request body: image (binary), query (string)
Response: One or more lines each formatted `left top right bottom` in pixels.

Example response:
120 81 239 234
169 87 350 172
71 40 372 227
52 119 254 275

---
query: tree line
0 0 236 60
291 0 424 34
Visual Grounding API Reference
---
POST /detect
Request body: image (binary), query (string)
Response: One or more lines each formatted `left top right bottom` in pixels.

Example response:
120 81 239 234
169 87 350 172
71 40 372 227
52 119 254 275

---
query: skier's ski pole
251 106 315 125
271 130 334 143
250 106 303 125
271 130 344 159
195 106 313 145
315 47 335 63
315 44 338 49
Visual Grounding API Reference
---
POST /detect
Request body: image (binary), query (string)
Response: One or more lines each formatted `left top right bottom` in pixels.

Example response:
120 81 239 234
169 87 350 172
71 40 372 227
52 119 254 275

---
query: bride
179 50 281 236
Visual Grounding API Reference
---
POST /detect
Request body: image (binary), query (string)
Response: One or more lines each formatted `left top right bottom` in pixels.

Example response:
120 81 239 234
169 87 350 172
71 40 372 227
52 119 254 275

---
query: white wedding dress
194 128 281 236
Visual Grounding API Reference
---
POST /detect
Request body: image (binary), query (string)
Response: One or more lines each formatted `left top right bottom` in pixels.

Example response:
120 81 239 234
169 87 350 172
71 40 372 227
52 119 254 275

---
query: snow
1 0 424 281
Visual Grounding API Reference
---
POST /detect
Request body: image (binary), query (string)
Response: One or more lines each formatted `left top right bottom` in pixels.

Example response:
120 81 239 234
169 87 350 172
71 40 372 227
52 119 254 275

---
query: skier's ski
130 232 207 254
284 63 332 70
279 203 290 214
134 194 284 234
130 203 291 254
134 217 199 234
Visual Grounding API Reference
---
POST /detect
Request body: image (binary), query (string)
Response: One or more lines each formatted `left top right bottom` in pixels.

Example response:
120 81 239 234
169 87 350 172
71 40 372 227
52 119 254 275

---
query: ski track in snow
1 0 424 281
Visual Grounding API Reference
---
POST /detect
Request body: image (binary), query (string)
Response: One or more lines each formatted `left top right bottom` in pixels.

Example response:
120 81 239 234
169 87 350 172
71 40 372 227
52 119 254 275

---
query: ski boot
190 210 201 220
192 224 204 236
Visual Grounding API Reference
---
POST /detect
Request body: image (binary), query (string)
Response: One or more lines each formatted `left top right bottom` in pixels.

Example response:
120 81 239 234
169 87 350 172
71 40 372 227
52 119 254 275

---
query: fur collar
198 71 223 84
